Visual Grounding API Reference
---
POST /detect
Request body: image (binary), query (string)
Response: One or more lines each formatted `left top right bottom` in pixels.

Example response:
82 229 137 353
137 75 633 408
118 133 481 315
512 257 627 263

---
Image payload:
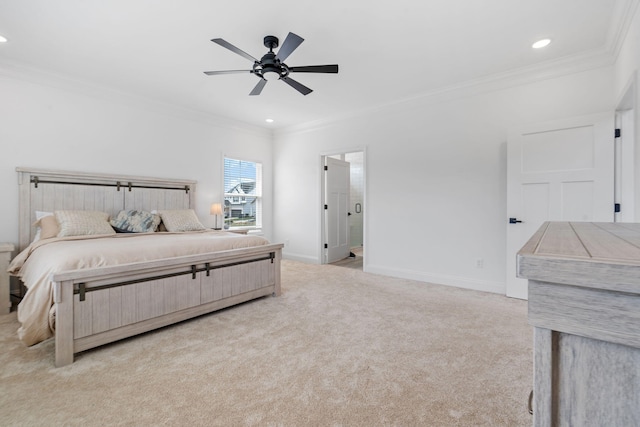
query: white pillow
55 210 116 237
157 209 206 232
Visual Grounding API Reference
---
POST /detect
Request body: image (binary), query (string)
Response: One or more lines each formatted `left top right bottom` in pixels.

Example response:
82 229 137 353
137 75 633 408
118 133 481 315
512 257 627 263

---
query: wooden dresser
517 222 640 426
0 243 15 314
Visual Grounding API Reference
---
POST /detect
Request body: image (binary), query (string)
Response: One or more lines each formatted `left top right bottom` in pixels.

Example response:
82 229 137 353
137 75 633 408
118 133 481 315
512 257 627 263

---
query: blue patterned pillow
110 210 161 233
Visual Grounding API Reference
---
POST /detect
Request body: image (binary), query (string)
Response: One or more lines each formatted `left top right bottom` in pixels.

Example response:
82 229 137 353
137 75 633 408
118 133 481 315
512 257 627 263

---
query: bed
10 167 283 367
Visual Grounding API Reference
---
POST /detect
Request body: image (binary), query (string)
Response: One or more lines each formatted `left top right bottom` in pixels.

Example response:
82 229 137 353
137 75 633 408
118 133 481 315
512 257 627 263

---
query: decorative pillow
55 210 116 237
110 210 161 233
35 215 60 240
32 211 54 242
157 209 206 232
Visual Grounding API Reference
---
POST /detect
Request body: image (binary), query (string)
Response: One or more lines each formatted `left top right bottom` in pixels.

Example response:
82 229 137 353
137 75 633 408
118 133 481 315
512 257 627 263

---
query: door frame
615 71 637 222
320 147 367 266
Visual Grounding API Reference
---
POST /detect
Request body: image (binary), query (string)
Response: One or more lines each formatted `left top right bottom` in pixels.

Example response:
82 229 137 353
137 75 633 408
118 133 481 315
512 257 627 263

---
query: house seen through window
224 157 262 230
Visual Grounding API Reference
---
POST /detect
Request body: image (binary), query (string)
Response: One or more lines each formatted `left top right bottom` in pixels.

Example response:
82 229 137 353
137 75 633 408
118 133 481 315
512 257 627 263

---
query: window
224 157 262 229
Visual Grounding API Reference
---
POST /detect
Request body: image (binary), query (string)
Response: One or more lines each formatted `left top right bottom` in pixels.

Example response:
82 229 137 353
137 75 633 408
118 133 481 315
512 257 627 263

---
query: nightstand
0 243 14 314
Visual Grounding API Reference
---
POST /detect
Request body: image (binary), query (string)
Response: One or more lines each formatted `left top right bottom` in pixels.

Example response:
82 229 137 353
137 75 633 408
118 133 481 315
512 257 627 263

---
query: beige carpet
0 260 532 426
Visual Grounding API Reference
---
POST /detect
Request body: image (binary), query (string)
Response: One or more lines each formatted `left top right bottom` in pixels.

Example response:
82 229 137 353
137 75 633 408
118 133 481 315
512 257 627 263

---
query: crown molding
0 59 272 138
608 0 640 59
276 47 616 137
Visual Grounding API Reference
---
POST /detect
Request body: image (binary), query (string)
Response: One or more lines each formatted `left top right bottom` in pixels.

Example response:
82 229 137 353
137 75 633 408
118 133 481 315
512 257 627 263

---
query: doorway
322 150 365 269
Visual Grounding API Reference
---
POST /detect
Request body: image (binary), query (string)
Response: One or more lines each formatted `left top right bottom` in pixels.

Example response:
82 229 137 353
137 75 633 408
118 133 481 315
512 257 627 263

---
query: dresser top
517 222 640 293
520 222 640 262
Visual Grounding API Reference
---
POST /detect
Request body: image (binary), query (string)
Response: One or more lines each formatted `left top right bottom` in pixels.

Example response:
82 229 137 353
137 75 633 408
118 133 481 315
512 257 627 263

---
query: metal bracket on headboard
30 176 191 194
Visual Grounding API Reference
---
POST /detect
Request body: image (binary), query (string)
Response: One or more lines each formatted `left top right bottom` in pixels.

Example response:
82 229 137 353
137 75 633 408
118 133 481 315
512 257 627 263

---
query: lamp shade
210 203 222 215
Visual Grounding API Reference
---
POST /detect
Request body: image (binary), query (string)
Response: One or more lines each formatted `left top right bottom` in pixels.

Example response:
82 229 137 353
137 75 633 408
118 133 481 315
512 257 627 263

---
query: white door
325 157 350 263
506 113 614 299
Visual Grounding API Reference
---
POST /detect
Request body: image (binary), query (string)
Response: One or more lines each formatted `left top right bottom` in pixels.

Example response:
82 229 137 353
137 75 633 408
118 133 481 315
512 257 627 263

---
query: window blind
224 157 262 229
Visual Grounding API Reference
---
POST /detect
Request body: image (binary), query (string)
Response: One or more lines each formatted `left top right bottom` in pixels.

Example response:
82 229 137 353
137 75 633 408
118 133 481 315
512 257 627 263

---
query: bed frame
16 167 282 367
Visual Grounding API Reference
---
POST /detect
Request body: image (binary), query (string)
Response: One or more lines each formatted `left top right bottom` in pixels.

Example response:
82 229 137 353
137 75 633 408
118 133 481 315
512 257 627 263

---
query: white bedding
8 230 269 346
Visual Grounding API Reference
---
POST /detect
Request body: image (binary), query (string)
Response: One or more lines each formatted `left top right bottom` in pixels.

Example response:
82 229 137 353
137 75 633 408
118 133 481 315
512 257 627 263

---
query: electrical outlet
475 258 484 268
285 239 290 247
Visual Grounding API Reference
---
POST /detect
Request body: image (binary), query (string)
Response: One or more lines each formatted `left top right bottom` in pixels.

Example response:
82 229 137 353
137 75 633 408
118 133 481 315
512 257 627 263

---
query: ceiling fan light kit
204 32 338 96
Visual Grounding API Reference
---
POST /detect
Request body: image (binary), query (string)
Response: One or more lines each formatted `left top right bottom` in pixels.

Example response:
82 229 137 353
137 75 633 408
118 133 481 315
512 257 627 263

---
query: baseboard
281 255 506 294
282 252 321 264
364 264 506 295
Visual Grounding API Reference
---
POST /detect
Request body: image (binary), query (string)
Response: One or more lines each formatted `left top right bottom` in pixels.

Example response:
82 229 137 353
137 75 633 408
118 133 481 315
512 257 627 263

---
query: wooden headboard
16 167 197 251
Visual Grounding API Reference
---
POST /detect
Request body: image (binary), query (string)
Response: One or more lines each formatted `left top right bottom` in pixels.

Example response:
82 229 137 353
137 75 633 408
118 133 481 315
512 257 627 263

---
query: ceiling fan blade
249 78 267 96
211 38 258 62
204 70 253 76
281 76 313 95
275 32 304 62
288 64 339 73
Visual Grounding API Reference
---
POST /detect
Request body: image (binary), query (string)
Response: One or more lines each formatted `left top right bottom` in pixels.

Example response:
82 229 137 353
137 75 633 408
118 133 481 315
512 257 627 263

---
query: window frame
223 156 262 231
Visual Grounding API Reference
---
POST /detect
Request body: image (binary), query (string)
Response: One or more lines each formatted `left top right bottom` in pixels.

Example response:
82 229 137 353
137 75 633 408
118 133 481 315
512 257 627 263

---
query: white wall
273 66 615 293
0 73 274 247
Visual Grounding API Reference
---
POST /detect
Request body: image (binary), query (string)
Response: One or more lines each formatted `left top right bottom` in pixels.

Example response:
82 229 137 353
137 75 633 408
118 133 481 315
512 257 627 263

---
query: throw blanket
9 231 269 346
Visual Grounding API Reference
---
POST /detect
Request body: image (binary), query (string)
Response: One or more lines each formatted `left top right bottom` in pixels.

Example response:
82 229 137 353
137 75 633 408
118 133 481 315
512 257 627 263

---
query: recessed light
265 118 274 123
0 35 8 43
532 39 551 49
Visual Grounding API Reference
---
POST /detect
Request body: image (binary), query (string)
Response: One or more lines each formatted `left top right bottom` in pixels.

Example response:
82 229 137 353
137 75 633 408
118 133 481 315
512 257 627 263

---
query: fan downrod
263 35 279 51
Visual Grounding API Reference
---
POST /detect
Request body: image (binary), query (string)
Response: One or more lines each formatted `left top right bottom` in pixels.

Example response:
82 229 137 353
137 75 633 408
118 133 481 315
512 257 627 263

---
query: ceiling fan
204 32 338 96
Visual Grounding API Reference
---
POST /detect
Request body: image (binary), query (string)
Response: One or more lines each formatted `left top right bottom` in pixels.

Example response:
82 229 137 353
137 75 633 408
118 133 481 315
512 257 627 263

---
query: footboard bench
52 244 282 367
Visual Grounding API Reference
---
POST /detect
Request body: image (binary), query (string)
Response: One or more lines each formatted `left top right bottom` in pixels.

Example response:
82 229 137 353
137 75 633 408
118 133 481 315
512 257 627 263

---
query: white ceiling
0 0 635 130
